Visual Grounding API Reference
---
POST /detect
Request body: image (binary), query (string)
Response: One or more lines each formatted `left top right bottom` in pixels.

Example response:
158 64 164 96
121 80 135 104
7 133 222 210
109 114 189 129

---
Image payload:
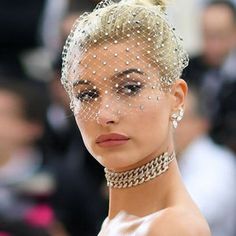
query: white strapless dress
98 210 163 236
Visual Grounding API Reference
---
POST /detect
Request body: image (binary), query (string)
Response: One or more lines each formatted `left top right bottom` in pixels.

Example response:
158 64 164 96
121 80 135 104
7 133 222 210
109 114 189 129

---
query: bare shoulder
147 207 211 236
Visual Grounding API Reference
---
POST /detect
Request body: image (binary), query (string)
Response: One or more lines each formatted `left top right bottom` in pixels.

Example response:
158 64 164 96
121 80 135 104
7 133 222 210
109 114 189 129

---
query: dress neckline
100 209 166 235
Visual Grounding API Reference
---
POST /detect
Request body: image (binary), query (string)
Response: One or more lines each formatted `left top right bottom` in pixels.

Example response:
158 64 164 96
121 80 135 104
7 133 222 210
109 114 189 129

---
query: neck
108 158 184 219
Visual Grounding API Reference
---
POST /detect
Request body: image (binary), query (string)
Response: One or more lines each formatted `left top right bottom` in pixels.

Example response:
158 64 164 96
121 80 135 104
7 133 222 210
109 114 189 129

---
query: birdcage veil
61 0 189 120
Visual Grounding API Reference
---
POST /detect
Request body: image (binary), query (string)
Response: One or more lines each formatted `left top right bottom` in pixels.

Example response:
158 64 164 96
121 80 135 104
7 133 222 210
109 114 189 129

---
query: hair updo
61 0 188 99
128 0 166 10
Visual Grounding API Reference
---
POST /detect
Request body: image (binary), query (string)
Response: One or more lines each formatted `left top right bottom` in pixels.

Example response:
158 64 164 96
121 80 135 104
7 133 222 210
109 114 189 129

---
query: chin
89 142 132 167
94 151 139 171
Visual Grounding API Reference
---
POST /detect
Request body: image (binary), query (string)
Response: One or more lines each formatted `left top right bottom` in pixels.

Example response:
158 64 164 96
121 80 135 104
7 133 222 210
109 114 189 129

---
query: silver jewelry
104 152 175 188
171 107 184 129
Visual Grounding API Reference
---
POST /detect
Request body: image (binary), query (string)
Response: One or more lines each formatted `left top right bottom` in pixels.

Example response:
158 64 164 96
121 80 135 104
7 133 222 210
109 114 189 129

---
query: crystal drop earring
171 107 184 129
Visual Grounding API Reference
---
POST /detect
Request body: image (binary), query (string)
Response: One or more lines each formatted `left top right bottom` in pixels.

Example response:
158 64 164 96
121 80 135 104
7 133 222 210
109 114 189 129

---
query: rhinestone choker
104 152 175 188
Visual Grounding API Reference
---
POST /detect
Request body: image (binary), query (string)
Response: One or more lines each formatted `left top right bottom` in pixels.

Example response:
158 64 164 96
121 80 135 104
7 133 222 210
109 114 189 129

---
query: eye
76 89 99 102
118 81 142 96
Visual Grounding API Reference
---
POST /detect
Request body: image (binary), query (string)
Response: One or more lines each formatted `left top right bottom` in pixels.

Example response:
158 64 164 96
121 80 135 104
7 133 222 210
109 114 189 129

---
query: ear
171 79 188 112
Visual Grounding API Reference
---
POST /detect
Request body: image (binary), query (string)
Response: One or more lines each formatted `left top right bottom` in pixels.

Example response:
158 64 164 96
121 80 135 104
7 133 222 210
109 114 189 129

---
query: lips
96 133 130 147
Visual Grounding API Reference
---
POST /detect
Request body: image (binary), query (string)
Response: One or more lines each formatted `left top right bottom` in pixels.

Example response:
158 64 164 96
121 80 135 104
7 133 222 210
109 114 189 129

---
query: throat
105 152 175 188
106 152 177 219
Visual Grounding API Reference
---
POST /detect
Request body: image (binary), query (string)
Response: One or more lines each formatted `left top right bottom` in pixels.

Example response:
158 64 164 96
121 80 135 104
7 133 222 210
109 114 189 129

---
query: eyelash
117 82 142 95
75 89 99 102
75 81 143 102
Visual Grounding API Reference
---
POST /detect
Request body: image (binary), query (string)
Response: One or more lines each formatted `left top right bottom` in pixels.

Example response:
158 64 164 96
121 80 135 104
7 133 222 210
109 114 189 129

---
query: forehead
71 38 156 83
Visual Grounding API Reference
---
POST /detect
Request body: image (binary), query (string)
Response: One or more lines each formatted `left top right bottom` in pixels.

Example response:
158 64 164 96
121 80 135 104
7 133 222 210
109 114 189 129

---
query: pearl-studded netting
61 0 189 120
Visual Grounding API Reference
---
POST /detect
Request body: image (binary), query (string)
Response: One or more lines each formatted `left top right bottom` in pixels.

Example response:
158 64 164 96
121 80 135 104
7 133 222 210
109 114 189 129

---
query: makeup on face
96 133 130 148
72 68 146 102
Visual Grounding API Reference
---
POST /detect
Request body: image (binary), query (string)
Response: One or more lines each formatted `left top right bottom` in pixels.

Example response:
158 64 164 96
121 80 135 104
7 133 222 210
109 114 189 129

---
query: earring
171 107 184 129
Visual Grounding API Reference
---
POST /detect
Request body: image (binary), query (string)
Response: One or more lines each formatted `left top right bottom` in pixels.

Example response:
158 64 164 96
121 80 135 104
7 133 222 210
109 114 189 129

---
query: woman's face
71 40 183 171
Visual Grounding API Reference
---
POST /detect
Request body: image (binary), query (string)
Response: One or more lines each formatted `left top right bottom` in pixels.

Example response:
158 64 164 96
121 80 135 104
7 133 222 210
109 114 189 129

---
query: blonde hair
62 0 188 94
128 0 166 10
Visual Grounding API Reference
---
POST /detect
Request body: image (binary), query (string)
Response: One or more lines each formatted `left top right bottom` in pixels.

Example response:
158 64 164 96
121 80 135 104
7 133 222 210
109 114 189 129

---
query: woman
61 0 211 235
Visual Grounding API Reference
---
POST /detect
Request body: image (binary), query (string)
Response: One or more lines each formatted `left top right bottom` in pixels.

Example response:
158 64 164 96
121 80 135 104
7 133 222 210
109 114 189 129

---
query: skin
202 4 236 67
71 40 211 235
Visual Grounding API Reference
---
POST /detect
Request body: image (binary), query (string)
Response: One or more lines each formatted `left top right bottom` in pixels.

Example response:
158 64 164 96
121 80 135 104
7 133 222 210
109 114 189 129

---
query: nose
96 98 119 126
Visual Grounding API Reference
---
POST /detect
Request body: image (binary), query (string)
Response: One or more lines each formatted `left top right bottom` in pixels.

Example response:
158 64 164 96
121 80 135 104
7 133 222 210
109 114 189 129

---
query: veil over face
61 0 188 121
70 32 183 172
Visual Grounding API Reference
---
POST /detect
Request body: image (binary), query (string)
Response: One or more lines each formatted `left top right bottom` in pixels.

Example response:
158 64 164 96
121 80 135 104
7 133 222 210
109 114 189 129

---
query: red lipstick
96 133 130 147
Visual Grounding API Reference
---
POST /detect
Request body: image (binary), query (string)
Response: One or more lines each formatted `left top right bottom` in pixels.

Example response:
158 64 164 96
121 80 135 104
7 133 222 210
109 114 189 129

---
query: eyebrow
72 79 92 87
72 68 146 87
115 68 145 78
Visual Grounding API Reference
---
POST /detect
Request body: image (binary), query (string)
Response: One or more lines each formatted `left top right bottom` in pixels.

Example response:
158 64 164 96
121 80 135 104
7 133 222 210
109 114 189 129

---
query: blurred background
0 0 235 235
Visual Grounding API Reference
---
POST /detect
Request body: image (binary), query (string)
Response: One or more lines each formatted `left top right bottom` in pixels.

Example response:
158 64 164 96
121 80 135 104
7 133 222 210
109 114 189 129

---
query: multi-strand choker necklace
104 152 175 188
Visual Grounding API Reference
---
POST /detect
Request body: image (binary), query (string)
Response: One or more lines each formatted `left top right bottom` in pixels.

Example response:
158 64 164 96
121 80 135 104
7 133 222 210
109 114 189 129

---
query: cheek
74 98 172 170
75 117 95 155
137 106 171 146
123 101 172 165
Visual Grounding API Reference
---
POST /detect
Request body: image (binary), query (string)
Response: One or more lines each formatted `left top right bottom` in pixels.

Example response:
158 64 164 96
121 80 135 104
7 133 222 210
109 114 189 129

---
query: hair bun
151 0 166 11
132 0 166 10
149 0 166 7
